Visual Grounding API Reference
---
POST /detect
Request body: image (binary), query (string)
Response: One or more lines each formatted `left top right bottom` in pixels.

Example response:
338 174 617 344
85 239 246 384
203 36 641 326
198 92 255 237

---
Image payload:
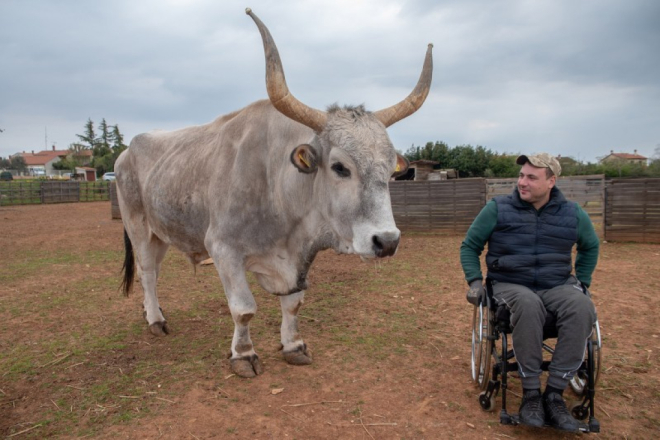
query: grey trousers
491 275 597 391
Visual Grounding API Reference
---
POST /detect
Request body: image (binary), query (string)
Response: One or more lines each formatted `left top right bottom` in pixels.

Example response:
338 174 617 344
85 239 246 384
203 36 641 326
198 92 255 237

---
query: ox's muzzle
372 232 400 258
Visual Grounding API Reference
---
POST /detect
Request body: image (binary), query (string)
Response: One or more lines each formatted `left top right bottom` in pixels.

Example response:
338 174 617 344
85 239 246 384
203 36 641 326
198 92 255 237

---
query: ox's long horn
246 8 327 132
374 44 434 128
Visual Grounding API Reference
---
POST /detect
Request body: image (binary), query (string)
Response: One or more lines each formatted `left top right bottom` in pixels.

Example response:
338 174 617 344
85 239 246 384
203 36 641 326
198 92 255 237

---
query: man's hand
467 279 484 306
578 280 591 296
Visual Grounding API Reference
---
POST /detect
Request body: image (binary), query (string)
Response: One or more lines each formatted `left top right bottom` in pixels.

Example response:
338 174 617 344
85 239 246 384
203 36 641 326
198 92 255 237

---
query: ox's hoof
283 344 313 365
149 321 170 336
230 354 263 378
144 307 169 336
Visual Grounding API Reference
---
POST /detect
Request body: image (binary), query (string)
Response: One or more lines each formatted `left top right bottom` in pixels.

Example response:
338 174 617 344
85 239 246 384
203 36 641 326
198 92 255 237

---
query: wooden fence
487 175 605 222
390 176 606 235
390 179 486 233
0 181 42 205
604 178 660 243
3 177 659 244
0 181 110 206
41 181 80 203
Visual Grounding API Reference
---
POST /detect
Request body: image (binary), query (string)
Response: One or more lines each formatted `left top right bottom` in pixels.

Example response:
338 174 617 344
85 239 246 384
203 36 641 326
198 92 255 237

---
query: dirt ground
1 202 659 439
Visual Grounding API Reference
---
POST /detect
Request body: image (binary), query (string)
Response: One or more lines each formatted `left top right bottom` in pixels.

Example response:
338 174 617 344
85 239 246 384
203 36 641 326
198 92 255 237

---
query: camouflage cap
516 153 561 177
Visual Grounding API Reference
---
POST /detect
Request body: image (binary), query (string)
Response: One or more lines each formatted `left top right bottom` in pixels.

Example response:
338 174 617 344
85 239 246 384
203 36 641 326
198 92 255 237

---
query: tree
473 145 492 176
648 145 660 177
76 118 98 150
404 142 505 176
110 124 128 161
557 156 582 176
419 141 434 160
485 154 519 177
73 118 127 177
91 118 113 176
52 157 76 171
95 118 112 158
447 144 492 177
400 141 660 178
68 142 92 166
403 144 421 162
403 141 451 165
431 141 450 165
10 155 27 173
53 143 91 172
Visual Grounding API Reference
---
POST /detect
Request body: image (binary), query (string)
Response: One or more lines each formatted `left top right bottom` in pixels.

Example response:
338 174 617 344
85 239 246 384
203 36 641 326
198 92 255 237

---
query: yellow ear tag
299 152 311 168
395 163 401 172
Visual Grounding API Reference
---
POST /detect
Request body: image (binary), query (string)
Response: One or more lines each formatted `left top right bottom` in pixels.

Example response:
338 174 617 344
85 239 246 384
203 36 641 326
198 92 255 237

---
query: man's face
518 162 556 209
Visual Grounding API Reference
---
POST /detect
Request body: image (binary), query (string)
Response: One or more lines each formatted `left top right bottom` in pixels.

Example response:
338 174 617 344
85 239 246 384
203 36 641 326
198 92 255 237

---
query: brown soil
1 202 658 439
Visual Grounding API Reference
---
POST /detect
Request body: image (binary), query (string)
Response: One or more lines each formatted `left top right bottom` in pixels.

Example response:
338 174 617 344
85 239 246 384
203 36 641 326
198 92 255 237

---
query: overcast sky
1 0 659 163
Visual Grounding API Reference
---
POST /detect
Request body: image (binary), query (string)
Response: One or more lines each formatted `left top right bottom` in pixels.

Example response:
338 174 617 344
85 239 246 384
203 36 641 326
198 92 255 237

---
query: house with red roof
15 146 93 177
600 150 648 166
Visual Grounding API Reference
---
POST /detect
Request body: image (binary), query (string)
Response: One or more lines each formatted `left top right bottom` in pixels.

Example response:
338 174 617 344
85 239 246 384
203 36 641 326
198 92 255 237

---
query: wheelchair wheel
471 302 492 390
479 391 497 412
569 320 602 396
570 401 590 421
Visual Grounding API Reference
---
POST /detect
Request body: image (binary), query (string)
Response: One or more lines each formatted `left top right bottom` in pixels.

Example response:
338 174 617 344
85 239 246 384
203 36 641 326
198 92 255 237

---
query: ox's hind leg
116 160 170 336
211 253 263 378
135 236 170 336
280 291 312 365
119 216 170 335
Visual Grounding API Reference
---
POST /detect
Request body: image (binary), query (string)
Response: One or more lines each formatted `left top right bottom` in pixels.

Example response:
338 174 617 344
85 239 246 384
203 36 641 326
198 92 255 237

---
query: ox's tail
120 229 135 297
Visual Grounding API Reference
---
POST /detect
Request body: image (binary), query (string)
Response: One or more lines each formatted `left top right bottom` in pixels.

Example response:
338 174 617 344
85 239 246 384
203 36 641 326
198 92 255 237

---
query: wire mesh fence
0 181 110 206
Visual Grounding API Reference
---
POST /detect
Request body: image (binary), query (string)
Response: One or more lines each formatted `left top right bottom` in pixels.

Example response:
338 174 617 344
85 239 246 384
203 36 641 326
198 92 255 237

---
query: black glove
578 280 591 296
466 280 484 306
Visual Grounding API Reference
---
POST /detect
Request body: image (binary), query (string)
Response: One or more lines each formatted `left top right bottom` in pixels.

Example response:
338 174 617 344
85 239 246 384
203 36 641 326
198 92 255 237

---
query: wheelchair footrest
500 410 518 426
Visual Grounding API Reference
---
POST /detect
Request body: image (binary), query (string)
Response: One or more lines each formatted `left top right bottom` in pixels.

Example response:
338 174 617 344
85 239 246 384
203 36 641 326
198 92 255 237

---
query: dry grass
0 202 658 439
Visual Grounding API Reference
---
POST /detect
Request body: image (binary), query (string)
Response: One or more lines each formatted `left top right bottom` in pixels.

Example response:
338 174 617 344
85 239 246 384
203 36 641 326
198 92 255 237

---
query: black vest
486 187 577 290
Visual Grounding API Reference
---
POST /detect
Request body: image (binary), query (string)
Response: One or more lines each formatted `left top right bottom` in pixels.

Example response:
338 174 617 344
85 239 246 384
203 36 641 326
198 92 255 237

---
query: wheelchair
471 280 602 433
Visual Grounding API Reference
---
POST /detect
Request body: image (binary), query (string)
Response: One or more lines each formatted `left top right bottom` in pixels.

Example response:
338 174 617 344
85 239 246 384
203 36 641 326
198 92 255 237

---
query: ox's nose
372 232 400 258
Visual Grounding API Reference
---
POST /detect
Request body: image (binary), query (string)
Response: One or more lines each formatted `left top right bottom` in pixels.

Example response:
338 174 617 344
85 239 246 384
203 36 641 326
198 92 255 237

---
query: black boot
544 392 580 432
519 389 545 428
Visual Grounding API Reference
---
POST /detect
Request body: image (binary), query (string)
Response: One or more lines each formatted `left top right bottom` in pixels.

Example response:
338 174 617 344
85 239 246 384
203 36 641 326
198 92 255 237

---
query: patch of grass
2 356 38 378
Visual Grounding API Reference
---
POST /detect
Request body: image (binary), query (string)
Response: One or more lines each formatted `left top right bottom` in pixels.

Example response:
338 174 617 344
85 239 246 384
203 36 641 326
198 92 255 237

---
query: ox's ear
391 153 410 178
291 144 319 174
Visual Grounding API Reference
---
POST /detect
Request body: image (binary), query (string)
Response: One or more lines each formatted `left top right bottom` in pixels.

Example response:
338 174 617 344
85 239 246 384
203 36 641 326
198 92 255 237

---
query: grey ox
116 9 433 378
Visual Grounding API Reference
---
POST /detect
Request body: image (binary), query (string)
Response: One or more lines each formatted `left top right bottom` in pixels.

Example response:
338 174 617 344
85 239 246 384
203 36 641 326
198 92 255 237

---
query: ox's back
115 100 315 256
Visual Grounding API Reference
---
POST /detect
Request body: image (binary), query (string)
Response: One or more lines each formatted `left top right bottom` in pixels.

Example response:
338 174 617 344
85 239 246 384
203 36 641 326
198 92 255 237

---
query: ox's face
292 106 408 259
247 8 427 261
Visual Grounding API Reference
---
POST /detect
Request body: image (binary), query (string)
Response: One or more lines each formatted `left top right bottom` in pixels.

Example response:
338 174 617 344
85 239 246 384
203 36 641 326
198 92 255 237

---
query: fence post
603 181 609 241
110 182 121 219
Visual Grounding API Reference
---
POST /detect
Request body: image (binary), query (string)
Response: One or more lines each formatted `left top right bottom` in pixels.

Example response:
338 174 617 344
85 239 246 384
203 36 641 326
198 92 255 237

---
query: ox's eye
331 162 351 178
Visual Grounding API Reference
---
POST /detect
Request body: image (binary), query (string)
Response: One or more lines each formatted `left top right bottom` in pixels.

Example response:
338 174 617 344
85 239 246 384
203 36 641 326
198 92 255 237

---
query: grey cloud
1 0 658 162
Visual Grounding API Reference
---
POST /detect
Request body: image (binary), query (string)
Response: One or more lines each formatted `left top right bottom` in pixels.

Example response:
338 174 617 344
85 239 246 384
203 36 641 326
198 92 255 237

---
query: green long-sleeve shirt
460 199 600 287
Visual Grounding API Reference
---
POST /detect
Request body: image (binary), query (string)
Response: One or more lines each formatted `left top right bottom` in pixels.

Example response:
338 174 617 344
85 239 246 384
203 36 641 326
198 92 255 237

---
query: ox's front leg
280 290 312 365
213 258 263 378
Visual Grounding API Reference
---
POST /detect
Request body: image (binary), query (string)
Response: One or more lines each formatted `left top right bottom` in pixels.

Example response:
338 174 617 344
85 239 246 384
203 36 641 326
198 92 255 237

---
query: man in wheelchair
460 153 600 432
